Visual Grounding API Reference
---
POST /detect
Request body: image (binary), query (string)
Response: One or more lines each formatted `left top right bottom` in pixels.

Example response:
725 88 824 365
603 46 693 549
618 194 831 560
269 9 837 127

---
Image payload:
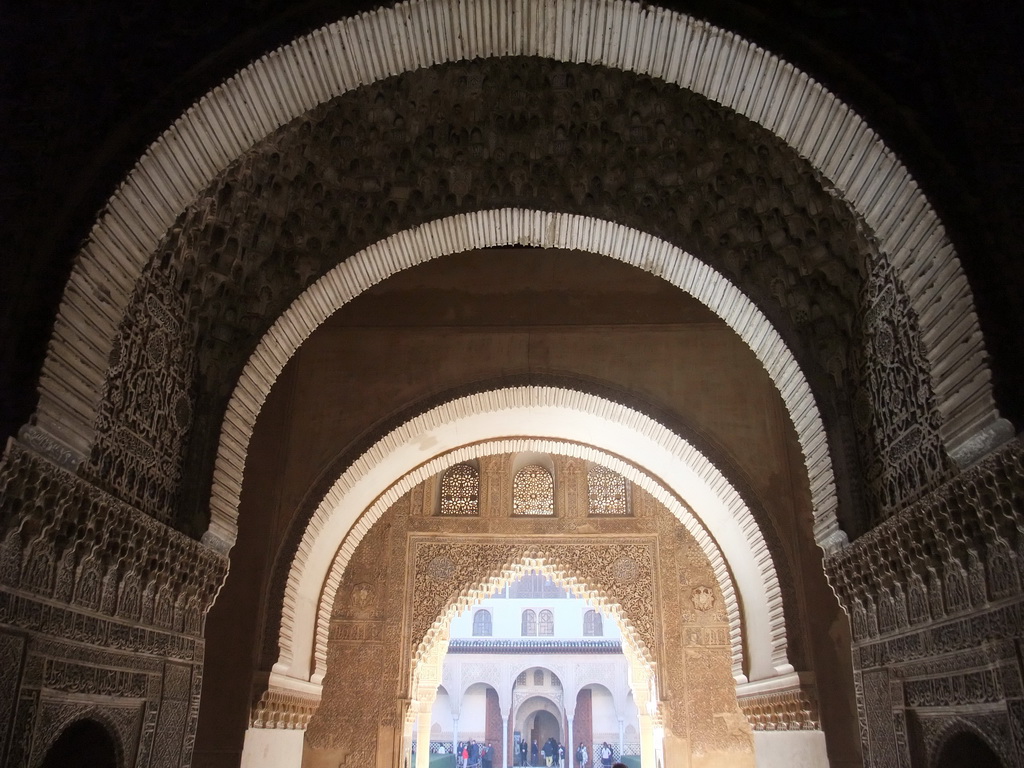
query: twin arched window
522 608 554 636
473 609 492 636
583 609 603 636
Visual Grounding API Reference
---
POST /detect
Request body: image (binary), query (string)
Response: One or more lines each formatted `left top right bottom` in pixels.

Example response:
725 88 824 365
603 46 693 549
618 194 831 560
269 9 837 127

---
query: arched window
513 465 554 516
533 669 545 686
583 609 603 636
440 463 479 515
538 609 554 636
473 609 492 636
587 465 628 515
522 609 537 636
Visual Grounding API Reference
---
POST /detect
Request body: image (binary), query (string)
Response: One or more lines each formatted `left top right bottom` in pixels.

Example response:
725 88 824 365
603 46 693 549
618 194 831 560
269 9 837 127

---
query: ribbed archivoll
207 212 838 575
277 387 789 686
36 0 991 480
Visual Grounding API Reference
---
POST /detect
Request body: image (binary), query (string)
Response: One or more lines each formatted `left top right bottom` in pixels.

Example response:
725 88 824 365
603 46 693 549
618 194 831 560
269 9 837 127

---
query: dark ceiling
2 0 1022 444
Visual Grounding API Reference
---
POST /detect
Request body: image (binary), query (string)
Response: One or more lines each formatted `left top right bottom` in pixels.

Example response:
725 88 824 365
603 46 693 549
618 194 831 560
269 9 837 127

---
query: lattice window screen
440 463 479 515
514 465 554 516
587 465 628 515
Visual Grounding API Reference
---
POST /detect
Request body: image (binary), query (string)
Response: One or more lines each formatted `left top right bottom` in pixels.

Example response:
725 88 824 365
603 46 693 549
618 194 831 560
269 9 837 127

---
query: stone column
404 712 416 768
502 713 509 768
416 705 433 768
617 718 625 756
567 716 575 768
636 714 654 768
240 729 305 768
453 714 460 763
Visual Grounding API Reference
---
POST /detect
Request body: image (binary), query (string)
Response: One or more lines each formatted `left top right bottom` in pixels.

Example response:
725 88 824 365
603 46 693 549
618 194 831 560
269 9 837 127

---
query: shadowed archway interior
1 4 1023 768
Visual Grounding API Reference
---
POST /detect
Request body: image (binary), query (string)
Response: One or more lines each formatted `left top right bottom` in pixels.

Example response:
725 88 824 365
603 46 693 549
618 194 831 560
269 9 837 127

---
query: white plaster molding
208 211 839 558
735 671 815 699
276 388 791 687
38 0 996 476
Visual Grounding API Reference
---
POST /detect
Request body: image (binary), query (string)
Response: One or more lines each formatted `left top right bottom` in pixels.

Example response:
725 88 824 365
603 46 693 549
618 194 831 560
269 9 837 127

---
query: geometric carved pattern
440 464 480 516
0 632 24 766
513 466 554 516
88 266 197 526
587 465 628 516
0 440 224 768
250 688 321 730
737 685 820 731
826 436 1024 637
862 669 898 767
827 436 1024 766
0 441 226 635
853 253 953 524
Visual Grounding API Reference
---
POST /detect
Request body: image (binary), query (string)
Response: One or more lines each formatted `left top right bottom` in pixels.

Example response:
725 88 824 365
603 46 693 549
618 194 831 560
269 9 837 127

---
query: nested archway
210 212 839 556
35 0 995 485
275 395 791 688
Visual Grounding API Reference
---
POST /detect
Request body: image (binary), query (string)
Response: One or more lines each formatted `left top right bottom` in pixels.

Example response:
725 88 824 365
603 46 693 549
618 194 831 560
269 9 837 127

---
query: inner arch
274 388 791 688
208 211 840 557
309 437 746 685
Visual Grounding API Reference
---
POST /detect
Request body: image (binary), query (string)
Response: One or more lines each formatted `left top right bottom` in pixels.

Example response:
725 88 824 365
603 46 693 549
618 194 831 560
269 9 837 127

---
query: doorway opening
41 718 119 768
412 565 653 768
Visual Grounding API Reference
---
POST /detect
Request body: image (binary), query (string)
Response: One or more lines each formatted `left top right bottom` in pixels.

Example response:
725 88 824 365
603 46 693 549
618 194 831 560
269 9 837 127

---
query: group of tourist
512 738 616 768
458 740 496 768
461 737 618 768
518 737 564 767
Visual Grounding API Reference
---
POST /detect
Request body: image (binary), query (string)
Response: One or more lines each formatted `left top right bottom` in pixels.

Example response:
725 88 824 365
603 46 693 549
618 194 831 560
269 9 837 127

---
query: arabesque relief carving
303 457 761 768
0 439 225 768
827 436 1024 764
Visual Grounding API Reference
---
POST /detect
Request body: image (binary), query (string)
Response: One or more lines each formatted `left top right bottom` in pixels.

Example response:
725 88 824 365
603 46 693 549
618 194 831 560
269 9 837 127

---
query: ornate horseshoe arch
274 391 793 693
210 211 839 556
33 0 1000 504
310 438 751 687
